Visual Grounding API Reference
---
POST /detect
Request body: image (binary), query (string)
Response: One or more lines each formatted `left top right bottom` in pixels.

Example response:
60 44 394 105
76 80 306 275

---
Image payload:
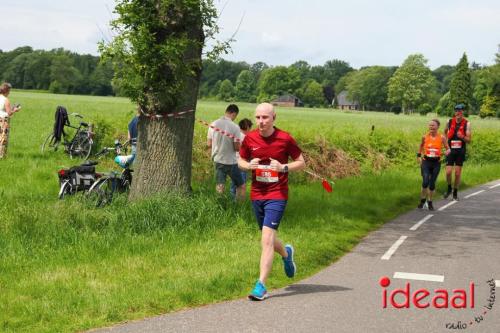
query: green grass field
1 91 500 332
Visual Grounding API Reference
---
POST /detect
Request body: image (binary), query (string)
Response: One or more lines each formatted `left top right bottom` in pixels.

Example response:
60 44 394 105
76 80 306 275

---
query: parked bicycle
57 160 99 199
41 107 94 159
87 140 135 207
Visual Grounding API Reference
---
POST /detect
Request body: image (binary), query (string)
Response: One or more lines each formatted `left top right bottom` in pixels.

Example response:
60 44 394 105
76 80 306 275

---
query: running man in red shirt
238 102 305 300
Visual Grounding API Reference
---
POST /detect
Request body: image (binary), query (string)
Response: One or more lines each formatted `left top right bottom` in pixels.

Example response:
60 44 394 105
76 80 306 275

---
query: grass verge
0 164 499 332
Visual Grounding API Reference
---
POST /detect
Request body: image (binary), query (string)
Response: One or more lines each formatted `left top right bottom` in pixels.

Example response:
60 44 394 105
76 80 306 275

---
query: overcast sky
2 0 499 69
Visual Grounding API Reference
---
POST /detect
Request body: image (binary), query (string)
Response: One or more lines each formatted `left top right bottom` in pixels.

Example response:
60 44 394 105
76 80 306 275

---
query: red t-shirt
239 128 302 200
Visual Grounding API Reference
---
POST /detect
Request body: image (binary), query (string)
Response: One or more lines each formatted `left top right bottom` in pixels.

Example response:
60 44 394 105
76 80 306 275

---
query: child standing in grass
0 82 21 158
238 103 305 300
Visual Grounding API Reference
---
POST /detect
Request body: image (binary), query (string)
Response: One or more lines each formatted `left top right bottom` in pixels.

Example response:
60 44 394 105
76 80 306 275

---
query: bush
479 95 497 118
91 116 114 151
418 103 433 116
391 106 402 115
48 80 63 94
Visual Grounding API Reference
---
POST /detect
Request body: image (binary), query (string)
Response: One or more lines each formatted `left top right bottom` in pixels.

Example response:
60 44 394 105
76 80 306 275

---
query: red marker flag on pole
322 179 333 193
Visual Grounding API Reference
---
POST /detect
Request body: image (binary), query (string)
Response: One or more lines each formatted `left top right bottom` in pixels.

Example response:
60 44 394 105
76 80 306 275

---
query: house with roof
335 90 360 110
270 94 304 107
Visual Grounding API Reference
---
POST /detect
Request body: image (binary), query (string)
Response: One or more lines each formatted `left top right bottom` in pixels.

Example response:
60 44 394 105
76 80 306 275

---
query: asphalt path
92 180 500 333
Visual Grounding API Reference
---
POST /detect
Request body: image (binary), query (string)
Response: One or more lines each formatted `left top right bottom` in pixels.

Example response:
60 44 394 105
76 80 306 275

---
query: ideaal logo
379 276 474 309
379 276 496 330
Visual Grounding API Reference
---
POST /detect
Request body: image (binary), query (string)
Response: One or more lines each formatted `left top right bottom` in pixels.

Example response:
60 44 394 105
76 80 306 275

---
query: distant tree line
0 46 114 95
1 45 499 117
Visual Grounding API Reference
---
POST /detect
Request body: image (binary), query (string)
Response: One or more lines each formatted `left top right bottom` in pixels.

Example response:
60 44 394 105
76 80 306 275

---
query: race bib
255 165 278 183
425 148 439 158
450 140 462 149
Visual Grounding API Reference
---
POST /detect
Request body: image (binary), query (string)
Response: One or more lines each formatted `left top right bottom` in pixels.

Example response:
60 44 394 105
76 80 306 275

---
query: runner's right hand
249 158 261 170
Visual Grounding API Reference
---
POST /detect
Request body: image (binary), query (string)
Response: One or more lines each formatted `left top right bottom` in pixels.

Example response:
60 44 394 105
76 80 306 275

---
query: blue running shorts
251 200 287 230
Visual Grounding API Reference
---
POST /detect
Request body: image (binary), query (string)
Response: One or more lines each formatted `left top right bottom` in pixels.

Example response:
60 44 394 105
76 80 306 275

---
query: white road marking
438 200 457 211
489 183 500 189
410 214 433 231
394 272 444 283
464 190 485 199
496 280 500 288
381 236 407 260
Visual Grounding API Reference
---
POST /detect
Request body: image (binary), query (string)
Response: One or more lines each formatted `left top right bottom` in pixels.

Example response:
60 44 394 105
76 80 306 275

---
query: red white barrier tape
140 108 242 143
196 118 242 143
140 108 333 193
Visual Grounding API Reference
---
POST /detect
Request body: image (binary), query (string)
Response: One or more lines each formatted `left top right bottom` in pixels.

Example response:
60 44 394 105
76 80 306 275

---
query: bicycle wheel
87 177 114 207
41 133 60 153
58 180 72 199
69 134 92 159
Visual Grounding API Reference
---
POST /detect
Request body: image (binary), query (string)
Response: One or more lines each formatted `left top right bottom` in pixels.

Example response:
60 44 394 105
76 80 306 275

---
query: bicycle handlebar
70 113 84 119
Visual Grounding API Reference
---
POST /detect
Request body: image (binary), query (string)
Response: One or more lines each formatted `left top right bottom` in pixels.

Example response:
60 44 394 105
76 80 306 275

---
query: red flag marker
322 179 333 193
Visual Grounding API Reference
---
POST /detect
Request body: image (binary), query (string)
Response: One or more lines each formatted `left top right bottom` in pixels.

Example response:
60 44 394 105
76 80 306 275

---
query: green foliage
346 66 394 111
234 70 256 102
391 106 402 115
479 94 497 118
48 80 63 94
473 64 500 111
100 0 219 113
0 47 112 95
290 60 312 81
91 116 115 151
298 79 325 107
418 103 433 116
321 59 353 87
217 79 234 101
334 71 357 98
435 91 451 115
257 66 301 102
432 65 455 94
200 59 250 98
49 55 83 94
387 54 437 113
449 53 473 115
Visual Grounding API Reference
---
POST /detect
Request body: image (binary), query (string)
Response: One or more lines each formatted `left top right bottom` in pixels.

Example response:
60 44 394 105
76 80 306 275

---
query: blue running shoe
248 280 268 301
283 244 296 278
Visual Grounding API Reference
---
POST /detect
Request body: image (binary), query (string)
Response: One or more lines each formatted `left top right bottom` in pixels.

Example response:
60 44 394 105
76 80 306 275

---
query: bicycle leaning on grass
41 111 94 159
87 139 135 207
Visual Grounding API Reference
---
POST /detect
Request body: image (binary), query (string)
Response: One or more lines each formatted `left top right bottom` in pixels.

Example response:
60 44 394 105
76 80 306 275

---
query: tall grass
0 91 499 332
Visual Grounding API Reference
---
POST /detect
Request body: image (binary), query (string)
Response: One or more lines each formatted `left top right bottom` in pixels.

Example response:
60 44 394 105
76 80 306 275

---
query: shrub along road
92 180 500 333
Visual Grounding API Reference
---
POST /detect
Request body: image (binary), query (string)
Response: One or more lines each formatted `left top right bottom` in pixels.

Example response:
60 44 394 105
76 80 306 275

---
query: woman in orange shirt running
416 119 450 210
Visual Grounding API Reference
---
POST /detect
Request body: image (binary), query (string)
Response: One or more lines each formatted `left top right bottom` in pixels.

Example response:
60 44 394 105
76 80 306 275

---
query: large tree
256 66 301 101
101 0 219 200
346 66 394 111
449 53 473 115
432 65 455 94
235 69 256 102
387 54 437 113
298 79 325 107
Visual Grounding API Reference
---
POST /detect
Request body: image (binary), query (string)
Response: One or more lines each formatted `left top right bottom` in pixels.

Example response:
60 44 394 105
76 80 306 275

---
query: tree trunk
129 112 196 200
128 7 204 201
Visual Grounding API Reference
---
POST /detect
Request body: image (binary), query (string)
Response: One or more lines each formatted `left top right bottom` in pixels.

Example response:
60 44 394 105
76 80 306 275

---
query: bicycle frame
63 122 93 150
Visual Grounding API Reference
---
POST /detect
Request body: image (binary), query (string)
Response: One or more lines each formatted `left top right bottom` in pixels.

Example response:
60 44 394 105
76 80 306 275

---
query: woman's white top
0 95 8 118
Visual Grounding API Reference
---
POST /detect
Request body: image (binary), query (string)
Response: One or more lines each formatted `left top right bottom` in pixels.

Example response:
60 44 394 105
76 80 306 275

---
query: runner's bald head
256 103 275 118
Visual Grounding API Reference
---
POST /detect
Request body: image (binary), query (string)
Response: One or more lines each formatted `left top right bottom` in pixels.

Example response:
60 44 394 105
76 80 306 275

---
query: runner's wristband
416 153 422 157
